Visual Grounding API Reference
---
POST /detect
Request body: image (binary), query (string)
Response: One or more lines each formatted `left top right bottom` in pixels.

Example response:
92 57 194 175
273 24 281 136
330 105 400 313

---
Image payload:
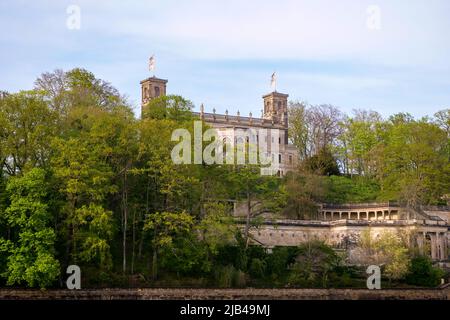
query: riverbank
0 287 448 300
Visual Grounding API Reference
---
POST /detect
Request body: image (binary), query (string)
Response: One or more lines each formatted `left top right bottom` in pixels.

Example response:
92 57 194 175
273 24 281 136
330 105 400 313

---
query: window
278 137 281 144
278 154 281 163
154 86 160 97
289 155 293 165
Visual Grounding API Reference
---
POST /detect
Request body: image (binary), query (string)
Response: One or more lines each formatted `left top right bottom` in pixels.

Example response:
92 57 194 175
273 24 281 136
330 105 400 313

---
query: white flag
270 72 277 91
149 55 155 72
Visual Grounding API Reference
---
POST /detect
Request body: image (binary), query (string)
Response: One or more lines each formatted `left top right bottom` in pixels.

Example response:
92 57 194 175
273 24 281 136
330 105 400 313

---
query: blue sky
1 0 449 118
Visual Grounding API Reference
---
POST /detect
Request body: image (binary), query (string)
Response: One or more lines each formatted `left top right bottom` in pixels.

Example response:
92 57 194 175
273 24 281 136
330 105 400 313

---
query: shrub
249 258 266 279
405 256 445 287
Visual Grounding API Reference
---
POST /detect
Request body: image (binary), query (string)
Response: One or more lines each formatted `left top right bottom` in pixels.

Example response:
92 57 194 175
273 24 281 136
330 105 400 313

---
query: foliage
350 230 411 281
287 241 341 287
283 170 326 219
142 95 194 121
324 175 380 204
0 68 447 289
143 211 194 279
0 169 60 288
0 90 58 175
405 255 445 287
302 148 340 176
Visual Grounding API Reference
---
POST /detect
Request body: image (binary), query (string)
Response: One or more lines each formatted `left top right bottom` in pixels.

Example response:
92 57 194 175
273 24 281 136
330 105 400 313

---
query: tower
262 91 289 126
140 76 168 105
140 76 168 117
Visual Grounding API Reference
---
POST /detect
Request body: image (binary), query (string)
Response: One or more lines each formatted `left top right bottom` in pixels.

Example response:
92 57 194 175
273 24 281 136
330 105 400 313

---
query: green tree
0 169 60 288
376 119 449 205
288 101 310 160
302 147 340 176
35 68 125 114
337 110 382 176
143 211 193 280
283 170 326 219
142 95 194 121
288 241 341 288
51 110 118 269
0 91 57 175
351 230 411 282
228 165 287 248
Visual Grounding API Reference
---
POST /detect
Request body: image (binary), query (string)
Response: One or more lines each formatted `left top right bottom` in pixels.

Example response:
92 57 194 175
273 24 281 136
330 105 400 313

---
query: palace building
140 75 298 175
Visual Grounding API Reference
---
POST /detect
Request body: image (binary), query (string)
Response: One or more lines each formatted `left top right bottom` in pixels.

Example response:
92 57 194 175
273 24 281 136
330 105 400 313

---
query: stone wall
0 288 448 300
242 218 449 261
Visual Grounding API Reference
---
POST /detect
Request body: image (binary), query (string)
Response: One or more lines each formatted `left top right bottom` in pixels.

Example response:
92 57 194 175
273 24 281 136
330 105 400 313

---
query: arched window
154 86 160 97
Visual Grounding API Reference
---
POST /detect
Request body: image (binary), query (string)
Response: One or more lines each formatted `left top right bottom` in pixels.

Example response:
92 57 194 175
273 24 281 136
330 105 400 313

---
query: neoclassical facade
242 203 449 262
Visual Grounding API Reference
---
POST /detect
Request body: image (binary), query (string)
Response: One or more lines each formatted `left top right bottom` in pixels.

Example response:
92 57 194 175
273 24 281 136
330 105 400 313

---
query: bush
405 256 445 287
287 241 341 288
214 265 246 288
215 244 247 271
249 258 266 279
265 247 298 280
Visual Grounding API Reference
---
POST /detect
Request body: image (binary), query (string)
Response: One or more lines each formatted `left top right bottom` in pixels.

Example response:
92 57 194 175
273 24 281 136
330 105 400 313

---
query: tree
350 230 411 282
51 123 117 269
228 165 287 248
376 119 449 205
288 101 309 160
35 68 126 114
197 202 237 255
433 109 450 137
0 91 57 175
288 241 341 288
288 102 344 159
306 104 344 155
337 110 382 176
283 170 326 219
143 211 193 280
302 147 340 176
0 169 60 288
142 95 194 121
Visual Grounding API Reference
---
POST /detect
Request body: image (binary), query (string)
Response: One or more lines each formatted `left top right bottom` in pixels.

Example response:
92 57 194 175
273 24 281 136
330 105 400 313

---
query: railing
320 201 399 210
233 217 448 227
421 205 450 211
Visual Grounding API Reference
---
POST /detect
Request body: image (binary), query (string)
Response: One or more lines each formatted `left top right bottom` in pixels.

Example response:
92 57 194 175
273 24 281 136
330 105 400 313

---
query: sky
0 0 449 118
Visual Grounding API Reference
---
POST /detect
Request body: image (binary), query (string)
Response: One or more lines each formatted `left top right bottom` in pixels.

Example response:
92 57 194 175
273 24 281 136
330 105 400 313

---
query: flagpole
149 55 155 77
